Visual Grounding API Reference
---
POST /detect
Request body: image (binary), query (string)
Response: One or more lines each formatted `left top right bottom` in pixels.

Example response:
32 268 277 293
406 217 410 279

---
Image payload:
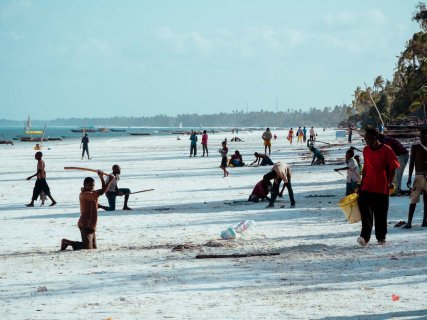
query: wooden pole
64 166 109 176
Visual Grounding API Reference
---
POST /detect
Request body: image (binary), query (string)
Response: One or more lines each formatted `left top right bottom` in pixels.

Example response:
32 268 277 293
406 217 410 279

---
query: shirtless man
404 128 427 229
61 170 115 250
26 152 56 207
250 152 274 166
262 128 273 155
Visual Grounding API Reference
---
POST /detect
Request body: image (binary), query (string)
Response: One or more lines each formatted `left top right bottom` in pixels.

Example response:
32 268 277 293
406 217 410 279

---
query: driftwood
195 252 280 259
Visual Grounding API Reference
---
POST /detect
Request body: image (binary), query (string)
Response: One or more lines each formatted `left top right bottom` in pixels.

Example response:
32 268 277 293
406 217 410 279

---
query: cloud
153 26 312 57
3 31 23 40
323 9 387 27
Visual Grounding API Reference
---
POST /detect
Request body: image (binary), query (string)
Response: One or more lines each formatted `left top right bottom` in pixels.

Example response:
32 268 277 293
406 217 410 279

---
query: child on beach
61 170 115 251
26 151 57 207
219 141 229 177
334 148 359 195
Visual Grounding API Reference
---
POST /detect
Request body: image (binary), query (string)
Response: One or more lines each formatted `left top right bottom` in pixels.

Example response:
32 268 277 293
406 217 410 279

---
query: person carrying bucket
334 148 359 195
357 128 399 247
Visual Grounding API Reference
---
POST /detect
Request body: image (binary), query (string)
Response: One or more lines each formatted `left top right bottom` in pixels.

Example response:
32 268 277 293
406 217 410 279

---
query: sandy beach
0 129 426 319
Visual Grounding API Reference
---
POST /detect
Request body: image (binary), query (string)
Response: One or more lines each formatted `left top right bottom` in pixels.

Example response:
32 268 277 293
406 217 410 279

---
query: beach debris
393 221 406 227
390 255 399 260
36 286 48 292
220 220 255 240
171 243 199 252
392 294 400 301
220 227 239 240
195 252 280 259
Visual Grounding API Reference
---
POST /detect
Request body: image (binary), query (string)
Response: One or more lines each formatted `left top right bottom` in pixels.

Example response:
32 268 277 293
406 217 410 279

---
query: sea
0 126 230 142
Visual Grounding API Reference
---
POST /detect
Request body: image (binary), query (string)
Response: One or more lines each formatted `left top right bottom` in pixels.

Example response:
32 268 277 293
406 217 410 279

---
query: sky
0 0 422 120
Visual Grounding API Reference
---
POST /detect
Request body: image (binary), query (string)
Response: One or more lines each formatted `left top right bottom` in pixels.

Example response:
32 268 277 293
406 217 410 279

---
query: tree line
0 106 349 128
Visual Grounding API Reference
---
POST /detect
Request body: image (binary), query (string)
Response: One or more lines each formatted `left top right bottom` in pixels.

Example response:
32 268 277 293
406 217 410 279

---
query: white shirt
347 158 359 183
107 174 119 192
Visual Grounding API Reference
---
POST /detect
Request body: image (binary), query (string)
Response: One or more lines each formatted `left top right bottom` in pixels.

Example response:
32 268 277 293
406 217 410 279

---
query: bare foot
49 201 57 207
123 206 132 211
25 203 34 207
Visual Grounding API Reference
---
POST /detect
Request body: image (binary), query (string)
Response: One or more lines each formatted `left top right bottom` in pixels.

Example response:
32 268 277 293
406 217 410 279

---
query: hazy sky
0 0 421 120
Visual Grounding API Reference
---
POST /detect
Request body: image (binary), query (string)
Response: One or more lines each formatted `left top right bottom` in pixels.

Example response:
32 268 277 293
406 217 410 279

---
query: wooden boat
0 140 13 145
71 127 97 133
98 127 110 132
129 133 151 136
18 137 48 142
111 128 126 132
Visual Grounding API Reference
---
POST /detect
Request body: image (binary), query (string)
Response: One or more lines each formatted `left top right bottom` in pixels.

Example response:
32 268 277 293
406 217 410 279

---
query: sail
25 115 31 131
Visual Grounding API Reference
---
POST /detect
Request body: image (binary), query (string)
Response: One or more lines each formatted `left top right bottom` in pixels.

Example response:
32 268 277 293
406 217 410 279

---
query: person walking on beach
309 127 316 141
219 140 229 177
250 152 274 166
378 133 409 195
334 148 359 195
296 127 304 144
61 170 115 251
303 126 307 142
262 128 272 155
348 124 353 143
403 128 427 229
26 151 57 207
80 133 90 160
287 128 294 144
357 128 399 246
102 164 132 211
265 162 295 208
201 130 208 157
189 131 198 157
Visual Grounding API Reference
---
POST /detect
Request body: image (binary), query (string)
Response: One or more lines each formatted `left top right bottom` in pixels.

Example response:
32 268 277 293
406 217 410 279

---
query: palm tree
373 76 385 93
410 86 427 121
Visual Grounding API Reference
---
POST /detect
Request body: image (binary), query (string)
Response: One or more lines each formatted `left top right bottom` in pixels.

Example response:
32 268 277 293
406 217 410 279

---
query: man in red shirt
357 128 399 246
61 170 115 250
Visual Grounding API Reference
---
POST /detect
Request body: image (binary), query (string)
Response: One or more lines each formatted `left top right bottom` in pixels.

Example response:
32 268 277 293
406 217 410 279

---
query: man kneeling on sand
61 170 115 251
101 164 132 211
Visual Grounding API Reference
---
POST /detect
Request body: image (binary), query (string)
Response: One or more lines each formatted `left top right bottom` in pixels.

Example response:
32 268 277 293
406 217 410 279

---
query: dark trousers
105 188 130 211
260 158 274 166
202 144 208 156
190 144 197 156
270 177 295 206
32 178 51 201
348 133 352 143
82 145 89 157
358 191 389 242
72 228 97 250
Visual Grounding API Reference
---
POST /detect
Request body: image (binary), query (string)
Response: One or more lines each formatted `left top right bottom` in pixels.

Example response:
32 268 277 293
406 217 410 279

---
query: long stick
364 82 384 127
195 253 280 259
64 166 109 176
127 189 154 195
315 140 332 145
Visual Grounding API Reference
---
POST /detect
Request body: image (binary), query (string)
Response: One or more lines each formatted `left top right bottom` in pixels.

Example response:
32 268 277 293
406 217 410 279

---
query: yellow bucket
338 193 361 223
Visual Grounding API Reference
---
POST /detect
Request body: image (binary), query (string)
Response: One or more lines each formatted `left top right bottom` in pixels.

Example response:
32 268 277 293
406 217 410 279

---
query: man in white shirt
103 164 132 211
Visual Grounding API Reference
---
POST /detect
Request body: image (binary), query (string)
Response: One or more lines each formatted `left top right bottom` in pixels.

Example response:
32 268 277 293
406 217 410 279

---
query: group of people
30 125 427 251
24 150 133 251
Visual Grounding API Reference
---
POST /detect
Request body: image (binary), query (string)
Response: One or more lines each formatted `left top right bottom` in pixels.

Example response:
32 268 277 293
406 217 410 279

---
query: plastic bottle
234 220 255 234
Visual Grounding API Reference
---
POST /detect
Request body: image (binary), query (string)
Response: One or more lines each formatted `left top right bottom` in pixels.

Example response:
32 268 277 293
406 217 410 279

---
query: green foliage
0 106 350 127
